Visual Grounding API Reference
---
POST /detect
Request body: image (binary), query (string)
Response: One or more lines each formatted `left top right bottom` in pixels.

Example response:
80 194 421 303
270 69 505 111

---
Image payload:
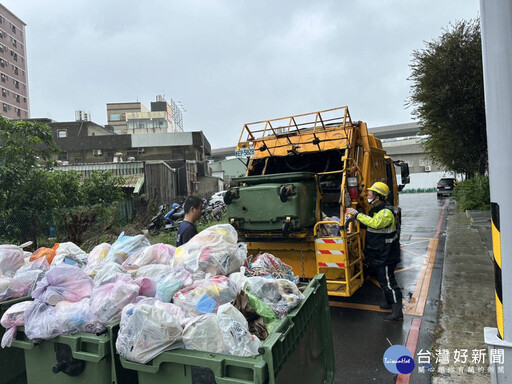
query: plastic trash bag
30 243 59 265
12 269 46 297
55 298 105 335
246 276 303 318
182 313 226 354
24 300 60 340
246 253 299 283
105 232 150 264
93 262 127 286
122 243 176 271
51 242 88 266
32 264 94 305
1 300 33 348
84 243 112 275
233 291 279 340
156 267 193 302
134 264 173 280
217 303 261 356
116 298 184 364
0 242 29 275
134 277 157 297
173 224 247 276
0 276 25 301
89 275 140 325
173 275 237 316
16 257 50 274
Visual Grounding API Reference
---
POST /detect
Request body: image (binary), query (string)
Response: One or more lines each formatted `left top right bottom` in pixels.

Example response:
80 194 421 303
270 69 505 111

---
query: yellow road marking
329 299 410 313
395 264 424 273
401 239 431 247
404 238 438 316
401 248 428 258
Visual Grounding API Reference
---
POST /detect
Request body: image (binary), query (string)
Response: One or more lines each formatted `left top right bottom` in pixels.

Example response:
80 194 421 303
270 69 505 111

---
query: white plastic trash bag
173 275 236 316
0 242 30 276
93 262 127 286
105 232 150 264
134 264 173 280
31 264 94 305
55 298 105 335
217 303 261 356
89 275 139 325
12 269 45 297
0 276 23 301
84 243 112 275
246 276 303 318
116 299 184 364
24 300 60 340
1 300 33 348
182 313 226 354
172 224 247 276
51 242 88 266
122 243 176 271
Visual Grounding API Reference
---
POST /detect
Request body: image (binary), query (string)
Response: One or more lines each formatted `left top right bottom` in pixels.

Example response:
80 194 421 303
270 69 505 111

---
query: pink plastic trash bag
12 269 45 297
105 232 150 264
32 264 94 305
15 257 50 274
0 276 25 301
172 224 247 276
122 243 176 271
134 277 157 297
1 300 33 348
173 275 237 316
89 275 140 324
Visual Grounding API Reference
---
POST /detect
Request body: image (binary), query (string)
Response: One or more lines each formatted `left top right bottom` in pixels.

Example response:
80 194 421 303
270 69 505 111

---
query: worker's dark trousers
375 262 403 304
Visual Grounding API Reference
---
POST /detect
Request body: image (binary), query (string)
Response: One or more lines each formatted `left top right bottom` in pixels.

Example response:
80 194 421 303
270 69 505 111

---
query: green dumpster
10 324 137 384
120 274 335 384
1 296 30 384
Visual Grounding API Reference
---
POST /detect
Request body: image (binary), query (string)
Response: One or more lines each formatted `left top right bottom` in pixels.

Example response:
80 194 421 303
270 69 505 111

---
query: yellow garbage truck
225 106 410 297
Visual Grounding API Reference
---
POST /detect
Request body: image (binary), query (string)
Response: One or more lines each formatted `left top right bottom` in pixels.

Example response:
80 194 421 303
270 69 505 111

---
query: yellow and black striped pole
491 203 503 339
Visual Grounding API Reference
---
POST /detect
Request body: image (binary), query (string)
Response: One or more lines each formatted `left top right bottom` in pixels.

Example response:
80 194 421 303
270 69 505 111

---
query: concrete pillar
480 0 512 382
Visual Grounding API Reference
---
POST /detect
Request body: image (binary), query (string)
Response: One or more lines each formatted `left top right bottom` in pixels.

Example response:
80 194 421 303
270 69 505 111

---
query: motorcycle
164 202 185 230
147 205 167 231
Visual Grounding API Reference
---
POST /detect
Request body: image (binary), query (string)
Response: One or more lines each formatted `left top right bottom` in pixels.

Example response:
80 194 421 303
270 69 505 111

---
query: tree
408 18 486 178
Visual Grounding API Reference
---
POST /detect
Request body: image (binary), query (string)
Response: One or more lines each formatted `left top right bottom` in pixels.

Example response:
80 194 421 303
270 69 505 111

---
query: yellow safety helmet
368 182 390 197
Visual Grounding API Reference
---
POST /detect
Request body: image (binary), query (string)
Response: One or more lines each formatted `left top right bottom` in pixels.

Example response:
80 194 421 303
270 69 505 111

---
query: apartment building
0 4 28 119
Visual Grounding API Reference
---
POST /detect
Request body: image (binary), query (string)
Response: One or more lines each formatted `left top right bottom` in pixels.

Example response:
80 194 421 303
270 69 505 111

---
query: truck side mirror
401 163 410 184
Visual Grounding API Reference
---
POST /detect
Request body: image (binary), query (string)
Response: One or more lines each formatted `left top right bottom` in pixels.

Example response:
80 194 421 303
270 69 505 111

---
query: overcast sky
4 0 480 149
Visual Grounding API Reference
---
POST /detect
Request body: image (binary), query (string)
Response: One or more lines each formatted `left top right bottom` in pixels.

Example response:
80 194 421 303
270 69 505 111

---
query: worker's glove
346 208 358 217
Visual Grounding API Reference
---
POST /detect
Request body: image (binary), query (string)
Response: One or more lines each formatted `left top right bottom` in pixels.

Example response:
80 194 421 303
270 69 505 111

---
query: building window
11 25 15 34
1 88 6 97
58 152 68 161
57 129 67 138
74 158 83 164
1 74 6 83
16 108 20 117
23 97 26 103
109 113 121 121
2 103 6 112
15 95 19 103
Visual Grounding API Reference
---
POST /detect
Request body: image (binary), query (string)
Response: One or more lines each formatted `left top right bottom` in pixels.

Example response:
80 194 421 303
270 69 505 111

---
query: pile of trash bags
0 224 305 364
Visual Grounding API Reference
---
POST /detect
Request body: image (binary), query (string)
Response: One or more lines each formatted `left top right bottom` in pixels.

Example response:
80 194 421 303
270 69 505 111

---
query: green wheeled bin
10 324 138 384
0 296 30 384
120 274 335 384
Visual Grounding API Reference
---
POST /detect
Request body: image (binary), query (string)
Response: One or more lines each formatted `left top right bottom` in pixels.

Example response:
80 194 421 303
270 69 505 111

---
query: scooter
164 202 185 230
147 205 167 231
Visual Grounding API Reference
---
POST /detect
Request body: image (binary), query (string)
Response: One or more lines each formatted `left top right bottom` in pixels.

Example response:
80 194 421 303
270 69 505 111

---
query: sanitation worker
346 181 403 321
176 195 203 247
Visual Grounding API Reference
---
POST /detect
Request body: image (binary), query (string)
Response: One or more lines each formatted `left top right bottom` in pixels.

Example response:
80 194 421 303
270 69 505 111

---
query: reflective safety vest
356 202 400 266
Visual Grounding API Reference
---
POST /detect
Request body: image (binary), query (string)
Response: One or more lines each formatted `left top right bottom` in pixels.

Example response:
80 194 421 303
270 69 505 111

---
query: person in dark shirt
176 195 203 247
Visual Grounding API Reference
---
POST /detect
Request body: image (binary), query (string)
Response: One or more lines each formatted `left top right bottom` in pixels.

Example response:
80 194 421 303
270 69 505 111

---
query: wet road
330 193 450 384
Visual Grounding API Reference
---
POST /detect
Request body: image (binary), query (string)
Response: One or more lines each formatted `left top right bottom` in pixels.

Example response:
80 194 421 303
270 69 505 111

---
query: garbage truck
224 106 410 297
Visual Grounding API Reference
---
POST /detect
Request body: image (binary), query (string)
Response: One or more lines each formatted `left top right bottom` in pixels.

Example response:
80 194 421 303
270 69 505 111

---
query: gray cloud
4 0 479 148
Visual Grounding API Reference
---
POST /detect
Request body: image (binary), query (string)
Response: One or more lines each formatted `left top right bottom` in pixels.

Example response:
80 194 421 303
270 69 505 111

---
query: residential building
107 96 184 135
106 102 148 134
0 4 29 119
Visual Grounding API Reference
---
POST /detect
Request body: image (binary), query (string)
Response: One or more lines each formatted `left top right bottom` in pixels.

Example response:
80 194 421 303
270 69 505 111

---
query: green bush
452 174 490 211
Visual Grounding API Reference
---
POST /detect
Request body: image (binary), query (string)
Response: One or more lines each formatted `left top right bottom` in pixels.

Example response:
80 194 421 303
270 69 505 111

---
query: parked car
437 178 457 197
209 190 227 205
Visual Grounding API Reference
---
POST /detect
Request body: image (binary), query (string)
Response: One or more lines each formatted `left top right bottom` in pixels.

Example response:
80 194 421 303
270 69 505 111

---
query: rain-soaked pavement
331 192 449 384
